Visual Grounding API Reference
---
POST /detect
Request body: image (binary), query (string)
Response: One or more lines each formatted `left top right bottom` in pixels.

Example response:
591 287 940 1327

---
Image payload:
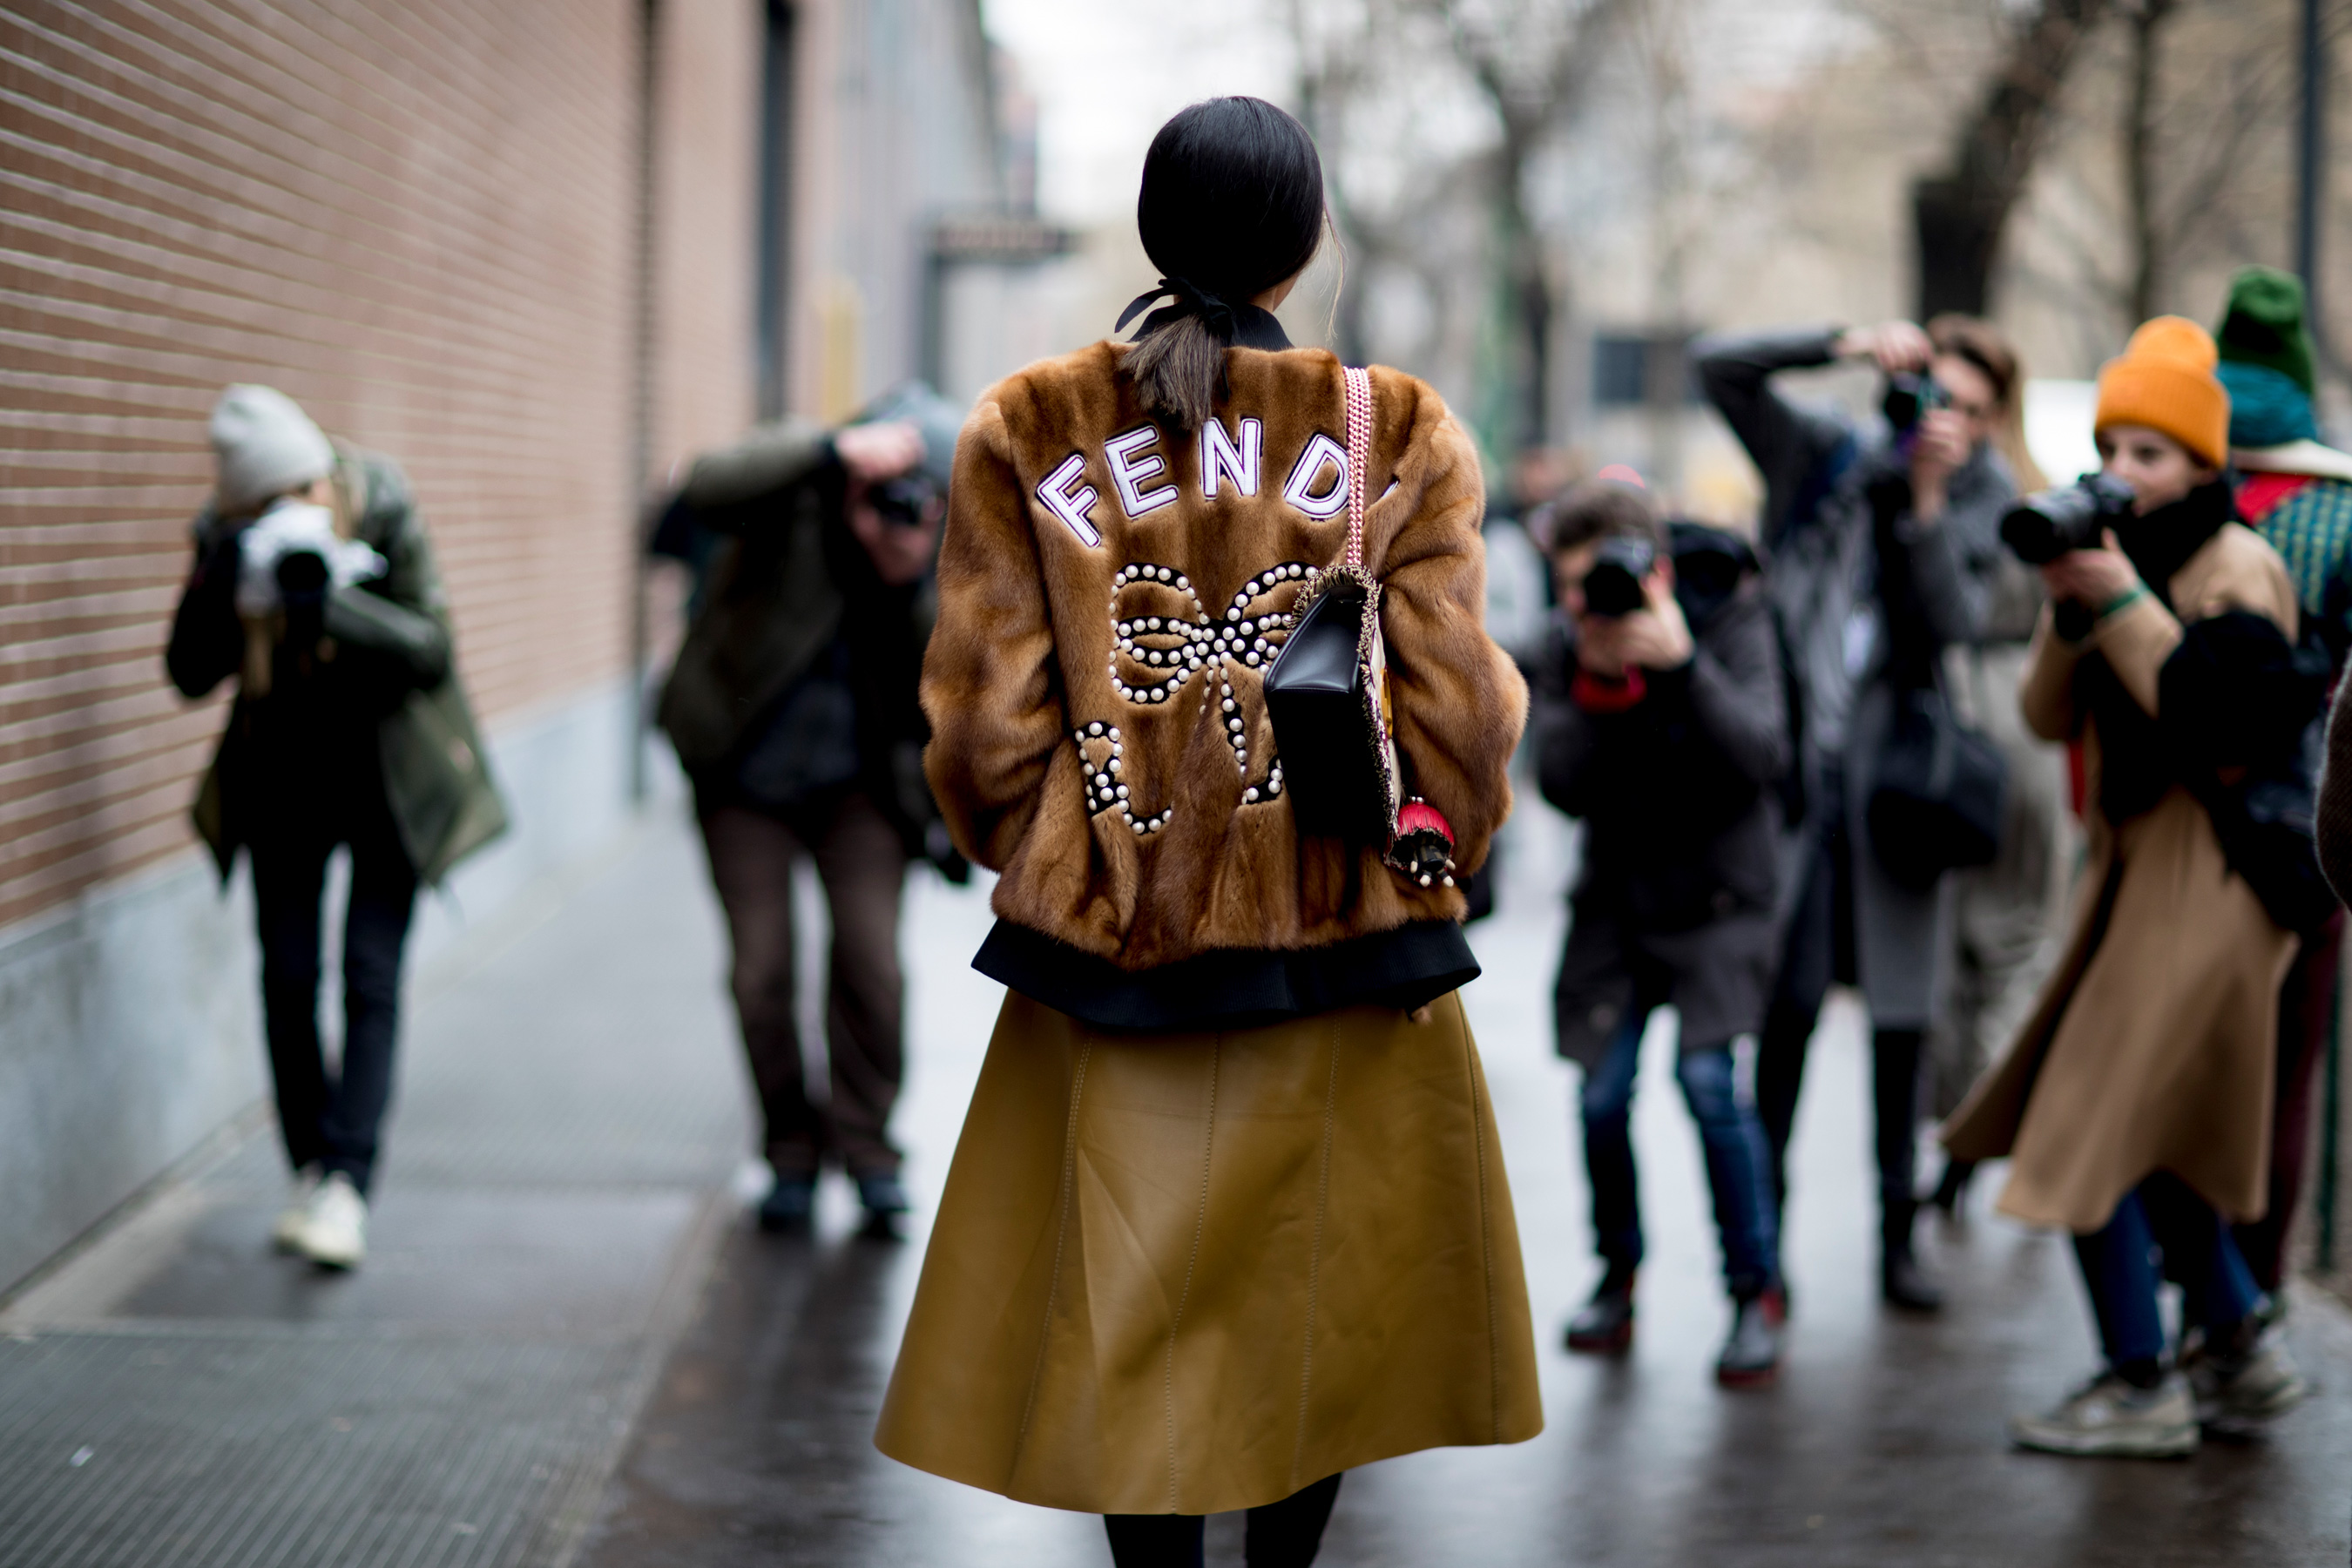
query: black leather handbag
1263 368 1459 885
1866 683 2006 892
1858 470 2006 893
1264 366 1402 844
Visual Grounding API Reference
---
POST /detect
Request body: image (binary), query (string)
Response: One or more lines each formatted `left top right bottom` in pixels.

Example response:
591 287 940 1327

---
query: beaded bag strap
1342 365 1373 571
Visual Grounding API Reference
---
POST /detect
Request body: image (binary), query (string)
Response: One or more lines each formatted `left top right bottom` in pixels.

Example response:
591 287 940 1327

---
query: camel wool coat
877 336 1540 1514
1943 523 2301 1231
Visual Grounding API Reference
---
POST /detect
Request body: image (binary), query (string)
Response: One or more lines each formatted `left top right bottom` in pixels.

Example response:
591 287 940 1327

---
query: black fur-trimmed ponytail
1120 98 1326 430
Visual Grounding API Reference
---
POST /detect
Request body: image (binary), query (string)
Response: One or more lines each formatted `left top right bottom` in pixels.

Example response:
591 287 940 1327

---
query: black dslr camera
1580 536 1656 618
867 471 943 529
2000 473 2137 565
274 549 330 643
1882 371 1949 435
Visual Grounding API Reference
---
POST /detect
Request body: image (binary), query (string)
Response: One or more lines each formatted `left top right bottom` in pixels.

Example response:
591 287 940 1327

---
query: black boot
1881 1202 1943 1312
758 1173 816 1233
1715 1288 1785 1387
1928 1159 1976 1218
1565 1270 1636 1354
855 1173 910 1240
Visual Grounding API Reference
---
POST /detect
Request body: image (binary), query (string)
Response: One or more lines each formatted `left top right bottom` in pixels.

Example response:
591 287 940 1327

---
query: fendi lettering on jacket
922 339 1527 973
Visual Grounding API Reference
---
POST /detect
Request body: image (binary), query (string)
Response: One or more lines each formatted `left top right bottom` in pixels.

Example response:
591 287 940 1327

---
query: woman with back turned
873 98 1541 1564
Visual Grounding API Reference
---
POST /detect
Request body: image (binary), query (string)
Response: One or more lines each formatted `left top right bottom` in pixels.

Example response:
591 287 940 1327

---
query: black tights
1104 1474 1342 1568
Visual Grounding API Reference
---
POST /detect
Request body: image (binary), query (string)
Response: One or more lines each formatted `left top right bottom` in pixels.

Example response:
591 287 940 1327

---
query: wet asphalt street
579 806 2352 1567
3 803 2349 1565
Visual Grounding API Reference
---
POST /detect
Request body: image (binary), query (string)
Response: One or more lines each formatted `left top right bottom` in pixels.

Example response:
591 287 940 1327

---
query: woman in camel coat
874 98 1539 1564
1945 318 2314 1458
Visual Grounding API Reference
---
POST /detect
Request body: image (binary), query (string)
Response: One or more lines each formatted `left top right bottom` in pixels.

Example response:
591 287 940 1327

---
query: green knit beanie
2215 265 2316 395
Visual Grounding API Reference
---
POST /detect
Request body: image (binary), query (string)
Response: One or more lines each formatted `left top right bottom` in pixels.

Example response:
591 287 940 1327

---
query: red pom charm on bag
1389 796 1456 888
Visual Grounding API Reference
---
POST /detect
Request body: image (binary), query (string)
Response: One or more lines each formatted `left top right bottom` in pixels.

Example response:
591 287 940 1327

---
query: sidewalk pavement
3 805 2350 1566
0 814 748 1568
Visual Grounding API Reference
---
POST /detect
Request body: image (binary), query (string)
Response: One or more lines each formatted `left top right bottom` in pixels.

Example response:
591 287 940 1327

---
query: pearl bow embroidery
1077 559 1320 836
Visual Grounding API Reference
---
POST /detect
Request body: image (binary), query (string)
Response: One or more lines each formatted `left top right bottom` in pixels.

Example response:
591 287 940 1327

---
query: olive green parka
166 445 507 885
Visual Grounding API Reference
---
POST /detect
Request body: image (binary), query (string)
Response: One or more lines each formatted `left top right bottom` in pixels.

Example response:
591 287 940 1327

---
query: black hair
1122 97 1326 429
1540 480 1661 555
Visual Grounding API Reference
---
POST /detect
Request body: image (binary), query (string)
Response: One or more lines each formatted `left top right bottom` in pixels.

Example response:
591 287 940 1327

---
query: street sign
930 214 1077 265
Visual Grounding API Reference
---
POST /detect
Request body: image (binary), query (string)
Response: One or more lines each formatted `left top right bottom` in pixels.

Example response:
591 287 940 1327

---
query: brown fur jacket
922 341 1526 972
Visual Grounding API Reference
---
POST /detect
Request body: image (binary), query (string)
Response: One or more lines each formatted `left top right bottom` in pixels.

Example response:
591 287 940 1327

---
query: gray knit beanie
210 384 335 512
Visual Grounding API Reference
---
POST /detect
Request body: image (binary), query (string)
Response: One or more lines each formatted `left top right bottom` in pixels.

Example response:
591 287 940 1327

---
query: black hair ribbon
1116 275 1240 342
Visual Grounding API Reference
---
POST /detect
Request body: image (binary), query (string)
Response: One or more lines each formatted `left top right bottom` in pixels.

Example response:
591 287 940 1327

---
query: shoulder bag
1264 366 1456 885
1861 474 2006 892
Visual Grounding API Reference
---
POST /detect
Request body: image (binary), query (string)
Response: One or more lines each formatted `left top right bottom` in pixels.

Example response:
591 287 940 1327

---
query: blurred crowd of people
1515 266 2349 1459
161 90 2352 1561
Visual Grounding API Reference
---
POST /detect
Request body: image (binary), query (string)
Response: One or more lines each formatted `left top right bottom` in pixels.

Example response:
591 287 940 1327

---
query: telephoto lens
1999 473 2137 565
1580 536 1656 618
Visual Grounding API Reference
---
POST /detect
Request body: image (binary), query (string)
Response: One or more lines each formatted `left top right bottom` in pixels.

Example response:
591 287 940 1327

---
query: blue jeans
2073 1175 2260 1370
1580 1004 1781 1300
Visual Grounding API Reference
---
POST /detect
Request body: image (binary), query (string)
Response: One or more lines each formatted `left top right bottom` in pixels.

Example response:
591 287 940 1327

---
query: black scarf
2115 477 2236 610
2079 477 2241 823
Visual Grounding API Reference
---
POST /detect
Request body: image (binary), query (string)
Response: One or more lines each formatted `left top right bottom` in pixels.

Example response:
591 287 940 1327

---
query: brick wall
652 0 761 482
0 0 762 933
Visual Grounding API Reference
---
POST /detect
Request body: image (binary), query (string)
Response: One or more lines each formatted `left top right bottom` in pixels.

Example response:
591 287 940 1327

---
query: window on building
1592 332 1700 409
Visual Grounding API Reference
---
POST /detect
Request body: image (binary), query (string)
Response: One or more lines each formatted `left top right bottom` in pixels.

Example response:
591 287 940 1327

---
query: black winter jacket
1537 578 1788 929
1534 556 1792 1062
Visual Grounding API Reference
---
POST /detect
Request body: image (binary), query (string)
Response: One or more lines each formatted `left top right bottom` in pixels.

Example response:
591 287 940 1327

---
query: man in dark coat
1533 479 1790 1385
653 383 959 1234
167 385 506 1273
1695 318 2014 1310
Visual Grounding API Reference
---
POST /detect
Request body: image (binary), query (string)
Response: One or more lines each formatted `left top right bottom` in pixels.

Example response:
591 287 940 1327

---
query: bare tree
1285 0 1511 423
1997 0 2304 357
2119 0 2179 323
1417 0 1638 456
1912 0 2112 317
1288 0 1390 365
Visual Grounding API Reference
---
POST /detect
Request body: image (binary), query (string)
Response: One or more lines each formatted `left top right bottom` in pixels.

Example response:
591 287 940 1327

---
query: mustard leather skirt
874 988 1543 1516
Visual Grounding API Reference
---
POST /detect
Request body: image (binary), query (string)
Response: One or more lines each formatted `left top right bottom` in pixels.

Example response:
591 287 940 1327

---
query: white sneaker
272 1166 321 1253
2193 1328 2312 1422
2011 1370 2198 1458
293 1171 368 1270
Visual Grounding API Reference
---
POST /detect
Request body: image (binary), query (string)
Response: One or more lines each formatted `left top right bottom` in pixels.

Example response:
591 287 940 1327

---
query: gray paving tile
115 1192 703 1335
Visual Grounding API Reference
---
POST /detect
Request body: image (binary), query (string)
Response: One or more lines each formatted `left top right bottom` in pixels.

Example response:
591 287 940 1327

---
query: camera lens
1999 474 2134 565
1581 537 1654 617
869 474 938 529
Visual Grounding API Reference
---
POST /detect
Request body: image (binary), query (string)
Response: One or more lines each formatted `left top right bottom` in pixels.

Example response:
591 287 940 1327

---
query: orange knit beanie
2094 316 2231 468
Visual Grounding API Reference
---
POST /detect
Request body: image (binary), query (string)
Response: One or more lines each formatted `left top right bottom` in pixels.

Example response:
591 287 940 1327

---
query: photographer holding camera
1695 317 2017 1311
1944 318 2316 1456
654 384 960 1236
166 385 506 1271
1534 478 1790 1385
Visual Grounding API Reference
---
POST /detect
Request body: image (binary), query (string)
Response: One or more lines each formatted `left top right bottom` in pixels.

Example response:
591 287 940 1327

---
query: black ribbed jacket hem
972 918 1480 1034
